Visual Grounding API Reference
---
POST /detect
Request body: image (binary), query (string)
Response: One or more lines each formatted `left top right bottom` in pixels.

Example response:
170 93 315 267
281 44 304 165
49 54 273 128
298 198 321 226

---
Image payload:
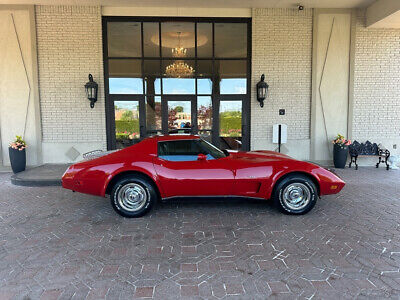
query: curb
11 175 62 187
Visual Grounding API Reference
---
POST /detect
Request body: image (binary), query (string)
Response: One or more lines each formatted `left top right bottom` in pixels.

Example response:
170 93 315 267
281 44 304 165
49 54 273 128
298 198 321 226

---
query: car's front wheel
273 174 317 215
110 175 157 218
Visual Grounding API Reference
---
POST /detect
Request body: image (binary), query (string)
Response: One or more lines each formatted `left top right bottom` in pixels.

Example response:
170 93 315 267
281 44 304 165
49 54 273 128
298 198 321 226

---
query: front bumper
316 168 346 195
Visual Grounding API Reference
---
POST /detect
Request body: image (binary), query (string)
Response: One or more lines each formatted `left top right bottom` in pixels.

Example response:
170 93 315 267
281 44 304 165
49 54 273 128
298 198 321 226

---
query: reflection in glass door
145 96 162 136
219 100 242 150
197 96 212 142
167 100 193 134
114 101 140 149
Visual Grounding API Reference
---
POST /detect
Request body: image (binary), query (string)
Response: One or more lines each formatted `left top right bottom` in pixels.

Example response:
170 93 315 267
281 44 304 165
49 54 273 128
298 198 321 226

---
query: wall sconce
256 74 269 108
84 74 98 108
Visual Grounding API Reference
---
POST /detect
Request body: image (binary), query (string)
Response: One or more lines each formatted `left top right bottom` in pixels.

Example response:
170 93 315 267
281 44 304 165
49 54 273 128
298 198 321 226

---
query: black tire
273 174 317 215
110 175 157 218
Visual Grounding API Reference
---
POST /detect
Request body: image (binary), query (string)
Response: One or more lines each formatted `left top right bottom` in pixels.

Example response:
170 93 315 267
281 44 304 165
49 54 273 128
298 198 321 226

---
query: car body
62 135 345 217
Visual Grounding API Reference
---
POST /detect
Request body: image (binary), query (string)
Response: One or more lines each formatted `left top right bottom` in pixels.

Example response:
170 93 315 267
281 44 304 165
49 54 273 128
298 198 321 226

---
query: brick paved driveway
0 168 400 299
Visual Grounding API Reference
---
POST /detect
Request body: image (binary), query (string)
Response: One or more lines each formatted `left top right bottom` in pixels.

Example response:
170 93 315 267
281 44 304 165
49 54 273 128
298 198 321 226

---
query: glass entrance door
167 100 193 134
162 95 195 135
215 97 249 151
111 98 145 149
219 100 243 150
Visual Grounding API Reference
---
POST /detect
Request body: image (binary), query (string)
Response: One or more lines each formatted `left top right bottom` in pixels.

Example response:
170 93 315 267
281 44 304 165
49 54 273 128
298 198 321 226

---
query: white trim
102 6 251 17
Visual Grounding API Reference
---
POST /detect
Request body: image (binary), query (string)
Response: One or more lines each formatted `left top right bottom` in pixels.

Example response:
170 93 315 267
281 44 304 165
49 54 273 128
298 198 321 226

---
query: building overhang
0 0 376 9
366 0 400 28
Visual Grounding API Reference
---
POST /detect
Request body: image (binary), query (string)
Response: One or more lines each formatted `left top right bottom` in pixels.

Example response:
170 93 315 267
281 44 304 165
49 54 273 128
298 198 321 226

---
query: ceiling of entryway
0 0 377 8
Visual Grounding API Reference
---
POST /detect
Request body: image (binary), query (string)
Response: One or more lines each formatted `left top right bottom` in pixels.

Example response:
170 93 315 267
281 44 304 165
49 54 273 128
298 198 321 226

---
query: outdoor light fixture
84 74 98 108
256 74 269 108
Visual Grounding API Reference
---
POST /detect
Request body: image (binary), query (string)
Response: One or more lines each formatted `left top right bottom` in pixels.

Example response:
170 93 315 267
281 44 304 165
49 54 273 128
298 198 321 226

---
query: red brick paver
0 168 400 298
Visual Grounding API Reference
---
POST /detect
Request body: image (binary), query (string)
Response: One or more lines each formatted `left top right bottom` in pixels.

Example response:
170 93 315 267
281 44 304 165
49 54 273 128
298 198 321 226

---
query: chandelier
166 61 194 78
171 47 187 58
165 32 195 78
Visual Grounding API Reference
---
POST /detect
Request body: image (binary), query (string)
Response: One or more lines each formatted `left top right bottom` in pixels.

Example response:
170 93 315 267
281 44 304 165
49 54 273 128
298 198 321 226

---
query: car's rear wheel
273 174 317 215
110 175 157 218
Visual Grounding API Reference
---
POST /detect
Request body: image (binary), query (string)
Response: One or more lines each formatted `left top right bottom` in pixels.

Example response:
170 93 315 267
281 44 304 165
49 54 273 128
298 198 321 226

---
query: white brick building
0 0 399 166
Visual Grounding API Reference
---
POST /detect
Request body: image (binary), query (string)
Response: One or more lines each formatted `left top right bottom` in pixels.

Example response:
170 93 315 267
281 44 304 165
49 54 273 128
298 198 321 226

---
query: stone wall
251 8 313 159
352 9 400 155
36 5 106 163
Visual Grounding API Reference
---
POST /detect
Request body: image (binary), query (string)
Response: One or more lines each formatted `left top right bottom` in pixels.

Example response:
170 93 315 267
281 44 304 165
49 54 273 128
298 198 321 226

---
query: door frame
215 95 249 150
102 16 252 151
108 95 146 150
162 95 197 135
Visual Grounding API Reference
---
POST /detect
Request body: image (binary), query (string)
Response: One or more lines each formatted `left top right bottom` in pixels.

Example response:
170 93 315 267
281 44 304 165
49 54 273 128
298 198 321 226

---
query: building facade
0 2 399 166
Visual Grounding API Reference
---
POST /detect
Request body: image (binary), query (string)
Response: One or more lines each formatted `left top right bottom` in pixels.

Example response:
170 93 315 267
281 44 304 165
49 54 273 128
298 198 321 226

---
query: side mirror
197 153 207 161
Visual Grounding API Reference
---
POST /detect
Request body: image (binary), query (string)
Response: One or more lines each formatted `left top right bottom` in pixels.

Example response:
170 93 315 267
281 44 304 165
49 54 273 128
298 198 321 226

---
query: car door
153 139 235 198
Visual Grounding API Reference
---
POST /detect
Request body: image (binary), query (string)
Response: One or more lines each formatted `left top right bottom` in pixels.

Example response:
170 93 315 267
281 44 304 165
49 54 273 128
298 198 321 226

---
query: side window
158 140 214 161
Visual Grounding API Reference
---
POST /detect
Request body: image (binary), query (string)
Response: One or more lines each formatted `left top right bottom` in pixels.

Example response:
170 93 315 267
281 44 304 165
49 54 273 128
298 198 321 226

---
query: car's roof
148 134 200 142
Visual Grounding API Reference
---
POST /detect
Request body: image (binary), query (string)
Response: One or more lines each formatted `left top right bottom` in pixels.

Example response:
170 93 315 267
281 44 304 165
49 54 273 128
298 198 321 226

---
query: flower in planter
332 134 351 149
128 132 139 139
9 135 27 151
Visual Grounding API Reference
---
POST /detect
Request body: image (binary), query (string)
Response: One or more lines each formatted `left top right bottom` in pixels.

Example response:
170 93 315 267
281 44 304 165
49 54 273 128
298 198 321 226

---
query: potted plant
9 135 27 173
332 134 351 169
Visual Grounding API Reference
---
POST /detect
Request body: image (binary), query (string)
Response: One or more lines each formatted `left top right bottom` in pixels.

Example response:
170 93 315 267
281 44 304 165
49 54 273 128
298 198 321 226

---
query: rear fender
101 163 162 197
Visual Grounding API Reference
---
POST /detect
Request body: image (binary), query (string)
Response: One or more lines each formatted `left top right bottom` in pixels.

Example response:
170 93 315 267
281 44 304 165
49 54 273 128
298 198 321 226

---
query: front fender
266 162 322 199
267 162 345 198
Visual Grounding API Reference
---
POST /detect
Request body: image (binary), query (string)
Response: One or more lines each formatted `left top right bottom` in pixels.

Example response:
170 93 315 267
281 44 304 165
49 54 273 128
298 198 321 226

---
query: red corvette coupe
62 135 345 218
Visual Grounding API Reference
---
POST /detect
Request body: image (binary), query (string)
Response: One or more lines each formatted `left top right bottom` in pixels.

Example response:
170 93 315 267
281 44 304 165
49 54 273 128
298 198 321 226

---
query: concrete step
11 164 70 186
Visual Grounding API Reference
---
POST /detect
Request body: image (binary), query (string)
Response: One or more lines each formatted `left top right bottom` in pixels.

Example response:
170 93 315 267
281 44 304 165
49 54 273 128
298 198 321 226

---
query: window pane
197 60 213 94
216 60 247 94
146 96 161 134
197 79 212 94
220 78 246 94
168 101 192 133
108 22 141 57
144 60 161 94
109 59 143 94
158 140 217 161
114 101 140 149
197 23 212 57
220 101 242 138
215 23 247 58
197 60 213 77
198 139 226 159
143 22 160 57
198 96 212 130
163 78 195 94
158 141 196 155
161 22 195 58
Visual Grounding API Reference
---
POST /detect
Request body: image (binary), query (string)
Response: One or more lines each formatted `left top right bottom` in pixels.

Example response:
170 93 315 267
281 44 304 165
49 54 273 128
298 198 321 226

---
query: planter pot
9 147 26 174
333 144 348 169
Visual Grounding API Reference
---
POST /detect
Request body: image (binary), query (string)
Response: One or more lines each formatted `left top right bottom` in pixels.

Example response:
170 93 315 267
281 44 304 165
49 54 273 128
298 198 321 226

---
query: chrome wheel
117 183 148 212
282 183 311 211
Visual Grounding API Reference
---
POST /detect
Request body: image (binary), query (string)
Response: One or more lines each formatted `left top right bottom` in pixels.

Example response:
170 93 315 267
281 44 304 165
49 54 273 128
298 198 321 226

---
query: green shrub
220 114 242 137
116 133 129 141
115 120 139 133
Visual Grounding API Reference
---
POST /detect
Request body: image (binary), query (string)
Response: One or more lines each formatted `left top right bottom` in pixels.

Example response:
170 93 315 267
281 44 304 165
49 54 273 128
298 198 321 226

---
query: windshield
198 139 227 159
